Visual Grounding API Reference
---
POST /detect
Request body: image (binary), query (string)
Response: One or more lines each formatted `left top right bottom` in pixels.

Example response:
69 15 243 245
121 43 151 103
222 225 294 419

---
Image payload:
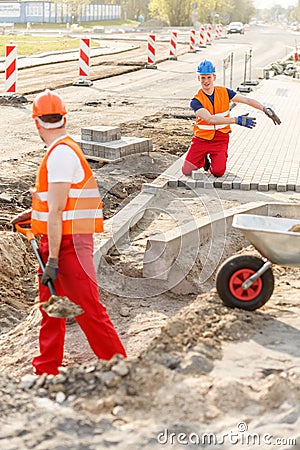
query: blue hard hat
197 60 216 74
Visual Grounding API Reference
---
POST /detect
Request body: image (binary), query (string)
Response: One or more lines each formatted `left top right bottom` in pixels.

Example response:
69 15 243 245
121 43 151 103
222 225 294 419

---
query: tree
194 0 234 24
196 0 218 24
109 0 151 21
290 2 300 22
164 0 192 26
149 0 192 26
227 0 255 23
148 0 255 26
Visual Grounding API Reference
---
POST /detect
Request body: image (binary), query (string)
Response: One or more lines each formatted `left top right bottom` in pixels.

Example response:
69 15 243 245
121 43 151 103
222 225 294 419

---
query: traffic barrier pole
206 24 212 44
79 38 90 77
5 43 17 94
168 31 177 60
214 24 220 39
188 29 196 53
219 24 223 37
145 34 157 69
237 49 258 92
223 53 231 86
73 38 93 86
198 26 206 48
295 44 299 61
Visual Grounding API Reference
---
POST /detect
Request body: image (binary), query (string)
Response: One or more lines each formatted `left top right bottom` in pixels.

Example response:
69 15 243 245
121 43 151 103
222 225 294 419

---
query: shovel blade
41 295 84 319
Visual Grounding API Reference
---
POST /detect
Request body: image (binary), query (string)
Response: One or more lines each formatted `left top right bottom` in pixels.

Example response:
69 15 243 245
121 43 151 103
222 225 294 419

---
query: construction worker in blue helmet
182 59 281 177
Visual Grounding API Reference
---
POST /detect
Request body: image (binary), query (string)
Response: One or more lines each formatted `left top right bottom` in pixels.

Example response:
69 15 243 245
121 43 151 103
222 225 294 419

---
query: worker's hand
41 257 59 286
235 114 256 129
263 106 281 125
10 208 32 225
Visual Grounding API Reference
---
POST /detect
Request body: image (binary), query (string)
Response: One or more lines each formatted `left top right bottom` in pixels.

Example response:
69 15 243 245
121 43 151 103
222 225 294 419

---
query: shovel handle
15 219 57 297
30 239 57 297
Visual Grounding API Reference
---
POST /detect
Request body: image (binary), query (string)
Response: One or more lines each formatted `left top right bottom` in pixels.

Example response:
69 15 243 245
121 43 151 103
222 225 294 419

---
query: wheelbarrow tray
232 214 300 266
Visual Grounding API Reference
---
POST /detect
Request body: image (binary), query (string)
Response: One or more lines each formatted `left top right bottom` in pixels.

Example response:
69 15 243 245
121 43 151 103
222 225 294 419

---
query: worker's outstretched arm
232 93 281 125
196 108 256 128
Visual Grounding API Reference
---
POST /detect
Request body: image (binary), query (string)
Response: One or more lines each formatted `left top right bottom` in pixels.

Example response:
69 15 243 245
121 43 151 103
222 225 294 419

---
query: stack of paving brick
77 125 152 161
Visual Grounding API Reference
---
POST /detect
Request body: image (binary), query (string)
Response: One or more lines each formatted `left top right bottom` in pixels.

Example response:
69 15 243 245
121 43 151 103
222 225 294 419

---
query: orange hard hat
32 89 67 118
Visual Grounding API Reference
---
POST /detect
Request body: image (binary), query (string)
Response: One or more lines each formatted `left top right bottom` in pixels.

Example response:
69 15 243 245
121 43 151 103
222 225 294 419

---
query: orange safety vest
193 86 231 140
31 135 104 236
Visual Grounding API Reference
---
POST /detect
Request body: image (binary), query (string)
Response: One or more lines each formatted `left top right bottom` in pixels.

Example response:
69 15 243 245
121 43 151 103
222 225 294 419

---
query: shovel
15 220 84 319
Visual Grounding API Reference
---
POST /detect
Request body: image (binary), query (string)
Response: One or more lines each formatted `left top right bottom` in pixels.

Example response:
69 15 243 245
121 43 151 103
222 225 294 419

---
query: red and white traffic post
214 24 220 39
145 34 157 69
198 26 206 48
295 42 299 61
168 31 178 60
73 37 93 86
5 43 17 94
188 29 196 53
206 24 212 44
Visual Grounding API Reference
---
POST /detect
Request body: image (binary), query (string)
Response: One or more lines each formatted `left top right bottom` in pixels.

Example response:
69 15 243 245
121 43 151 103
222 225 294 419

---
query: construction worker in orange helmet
182 60 281 177
12 89 126 375
32 89 67 117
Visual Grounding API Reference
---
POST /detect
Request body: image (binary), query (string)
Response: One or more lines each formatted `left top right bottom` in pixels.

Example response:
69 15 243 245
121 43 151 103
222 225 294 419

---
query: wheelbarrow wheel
216 255 274 311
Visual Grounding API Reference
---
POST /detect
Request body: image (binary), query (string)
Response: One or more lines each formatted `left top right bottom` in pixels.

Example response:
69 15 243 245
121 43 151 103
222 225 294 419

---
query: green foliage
165 0 192 26
148 0 255 26
0 35 99 57
198 0 232 23
115 0 151 21
148 0 163 21
149 0 192 25
227 0 255 23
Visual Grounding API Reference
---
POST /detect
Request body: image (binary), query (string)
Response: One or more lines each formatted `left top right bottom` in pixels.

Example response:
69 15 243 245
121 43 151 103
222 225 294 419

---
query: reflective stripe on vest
193 86 231 140
31 136 104 236
33 188 101 202
32 209 103 221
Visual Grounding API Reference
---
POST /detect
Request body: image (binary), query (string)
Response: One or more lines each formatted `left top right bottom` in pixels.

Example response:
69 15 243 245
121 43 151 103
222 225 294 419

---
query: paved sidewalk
177 75 300 192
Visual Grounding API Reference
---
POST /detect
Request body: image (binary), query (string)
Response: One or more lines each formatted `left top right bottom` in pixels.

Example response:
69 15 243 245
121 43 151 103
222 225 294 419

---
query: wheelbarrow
216 214 300 310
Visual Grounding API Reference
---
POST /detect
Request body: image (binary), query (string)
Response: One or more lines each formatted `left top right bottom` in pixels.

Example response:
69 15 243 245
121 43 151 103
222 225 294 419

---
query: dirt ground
0 72 300 447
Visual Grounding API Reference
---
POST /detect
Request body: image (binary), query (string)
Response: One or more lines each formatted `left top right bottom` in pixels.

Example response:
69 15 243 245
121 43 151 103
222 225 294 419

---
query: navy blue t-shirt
190 88 236 111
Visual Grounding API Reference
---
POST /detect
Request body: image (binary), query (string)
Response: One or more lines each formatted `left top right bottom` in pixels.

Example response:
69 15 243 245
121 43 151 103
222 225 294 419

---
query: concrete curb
142 201 300 282
93 155 185 265
93 190 159 269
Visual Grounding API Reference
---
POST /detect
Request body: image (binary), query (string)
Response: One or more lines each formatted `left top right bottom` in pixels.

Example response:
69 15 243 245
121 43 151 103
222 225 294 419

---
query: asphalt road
1 24 298 98
50 24 298 120
0 24 298 163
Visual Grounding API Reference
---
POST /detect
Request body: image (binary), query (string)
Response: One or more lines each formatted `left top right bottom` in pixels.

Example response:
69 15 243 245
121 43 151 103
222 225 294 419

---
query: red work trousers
32 234 126 375
182 131 230 177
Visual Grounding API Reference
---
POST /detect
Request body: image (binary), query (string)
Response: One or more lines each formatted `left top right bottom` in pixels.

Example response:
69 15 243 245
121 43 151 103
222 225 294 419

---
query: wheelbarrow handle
15 219 56 297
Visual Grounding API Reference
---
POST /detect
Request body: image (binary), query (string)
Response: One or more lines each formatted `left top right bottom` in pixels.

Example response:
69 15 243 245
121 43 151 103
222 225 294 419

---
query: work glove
41 257 58 286
235 113 256 129
263 106 281 125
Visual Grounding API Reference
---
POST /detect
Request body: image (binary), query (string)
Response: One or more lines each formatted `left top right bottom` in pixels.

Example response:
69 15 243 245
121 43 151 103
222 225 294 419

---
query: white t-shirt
47 143 84 184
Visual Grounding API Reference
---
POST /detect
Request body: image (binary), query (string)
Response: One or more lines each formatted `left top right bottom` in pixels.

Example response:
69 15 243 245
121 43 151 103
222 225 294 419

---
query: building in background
0 2 121 23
